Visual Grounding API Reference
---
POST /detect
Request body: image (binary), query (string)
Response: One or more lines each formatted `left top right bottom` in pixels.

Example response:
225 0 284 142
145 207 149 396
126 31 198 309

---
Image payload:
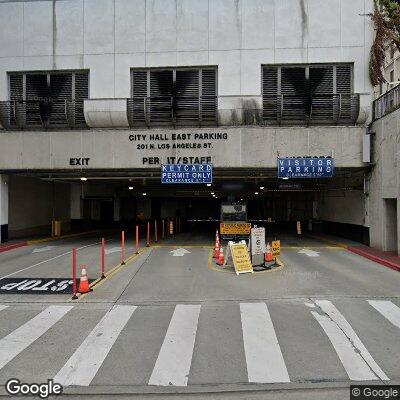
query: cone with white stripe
78 265 91 294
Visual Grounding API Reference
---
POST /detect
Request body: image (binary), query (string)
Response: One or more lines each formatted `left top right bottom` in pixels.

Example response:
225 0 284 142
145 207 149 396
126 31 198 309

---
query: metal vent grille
201 68 217 124
262 67 278 121
3 70 89 129
262 64 357 125
129 67 217 127
336 65 351 94
176 69 199 124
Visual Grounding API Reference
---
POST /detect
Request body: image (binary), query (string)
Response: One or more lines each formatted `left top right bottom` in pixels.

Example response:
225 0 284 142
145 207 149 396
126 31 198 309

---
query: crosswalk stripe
0 305 73 370
54 305 136 387
148 304 201 386
368 300 400 329
240 303 290 383
313 300 389 381
0 305 8 313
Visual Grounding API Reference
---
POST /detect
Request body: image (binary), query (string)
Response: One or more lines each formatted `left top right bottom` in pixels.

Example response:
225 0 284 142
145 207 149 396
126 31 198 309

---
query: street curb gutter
307 233 400 273
0 242 28 253
348 246 400 272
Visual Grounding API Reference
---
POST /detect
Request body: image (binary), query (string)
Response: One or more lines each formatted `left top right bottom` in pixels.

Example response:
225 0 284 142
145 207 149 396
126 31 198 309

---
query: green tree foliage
370 0 400 86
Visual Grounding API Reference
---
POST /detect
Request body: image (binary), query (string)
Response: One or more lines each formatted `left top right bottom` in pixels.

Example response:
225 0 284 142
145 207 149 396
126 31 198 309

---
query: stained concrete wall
0 0 374 120
0 126 365 170
316 190 366 226
370 108 400 254
8 175 71 238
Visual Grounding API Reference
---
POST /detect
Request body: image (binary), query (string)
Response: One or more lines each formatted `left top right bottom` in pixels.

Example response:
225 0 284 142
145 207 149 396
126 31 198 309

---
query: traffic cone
214 235 220 258
265 243 273 262
78 265 91 294
217 246 225 266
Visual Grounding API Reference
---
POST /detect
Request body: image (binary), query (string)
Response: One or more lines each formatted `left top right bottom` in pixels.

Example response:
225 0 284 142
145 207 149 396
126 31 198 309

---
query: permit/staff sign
272 240 281 257
251 227 266 255
230 243 253 275
161 164 212 184
220 222 251 235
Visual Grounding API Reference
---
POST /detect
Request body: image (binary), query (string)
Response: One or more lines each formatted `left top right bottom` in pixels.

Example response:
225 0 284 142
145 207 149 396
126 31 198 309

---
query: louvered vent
176 69 198 125
262 67 278 121
3 71 89 128
129 67 217 127
201 68 217 124
262 64 357 125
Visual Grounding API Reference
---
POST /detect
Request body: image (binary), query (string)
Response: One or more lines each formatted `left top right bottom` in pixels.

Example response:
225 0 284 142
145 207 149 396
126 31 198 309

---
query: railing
0 99 87 129
373 84 400 120
127 96 218 127
263 94 360 126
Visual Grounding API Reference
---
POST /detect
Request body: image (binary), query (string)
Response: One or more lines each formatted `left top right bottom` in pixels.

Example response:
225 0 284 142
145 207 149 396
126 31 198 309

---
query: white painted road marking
314 300 389 381
368 300 400 329
0 305 8 313
149 304 201 386
0 306 73 370
240 303 290 383
104 246 121 255
169 248 191 257
0 241 102 279
54 305 136 387
298 249 320 257
32 246 55 253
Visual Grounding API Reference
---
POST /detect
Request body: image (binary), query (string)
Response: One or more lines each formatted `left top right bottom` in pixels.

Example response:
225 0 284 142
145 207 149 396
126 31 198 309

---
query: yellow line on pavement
152 244 213 248
27 230 102 245
305 234 349 249
72 249 150 301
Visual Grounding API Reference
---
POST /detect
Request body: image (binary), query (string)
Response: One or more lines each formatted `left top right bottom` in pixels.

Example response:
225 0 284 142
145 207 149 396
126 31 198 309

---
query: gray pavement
0 231 399 399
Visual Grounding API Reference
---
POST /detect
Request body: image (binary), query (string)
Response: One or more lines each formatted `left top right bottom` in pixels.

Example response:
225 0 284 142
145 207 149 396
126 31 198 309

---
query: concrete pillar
113 197 120 221
0 175 9 243
70 183 82 220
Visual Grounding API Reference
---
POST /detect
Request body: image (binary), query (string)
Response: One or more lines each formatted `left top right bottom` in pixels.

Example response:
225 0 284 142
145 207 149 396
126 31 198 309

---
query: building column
70 183 83 230
0 175 9 243
114 197 120 222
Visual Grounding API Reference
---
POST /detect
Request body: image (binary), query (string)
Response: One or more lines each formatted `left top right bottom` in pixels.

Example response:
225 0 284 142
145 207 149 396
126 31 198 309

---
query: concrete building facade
0 0 388 251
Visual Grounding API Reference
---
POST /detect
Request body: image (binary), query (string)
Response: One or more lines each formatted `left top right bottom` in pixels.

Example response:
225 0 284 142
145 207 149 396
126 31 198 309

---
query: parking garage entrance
3 167 367 245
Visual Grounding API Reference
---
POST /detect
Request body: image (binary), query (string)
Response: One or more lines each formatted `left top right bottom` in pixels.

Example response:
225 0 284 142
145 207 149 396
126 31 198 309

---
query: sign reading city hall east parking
161 164 213 184
278 157 335 179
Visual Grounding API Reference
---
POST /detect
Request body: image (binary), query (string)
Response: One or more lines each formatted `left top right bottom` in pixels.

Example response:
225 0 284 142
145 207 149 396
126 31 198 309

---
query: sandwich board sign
272 240 281 257
226 241 253 275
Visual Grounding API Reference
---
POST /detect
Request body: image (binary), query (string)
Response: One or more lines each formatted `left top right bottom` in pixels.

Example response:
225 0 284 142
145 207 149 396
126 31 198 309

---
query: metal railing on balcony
373 84 400 120
0 99 87 129
263 94 360 126
127 96 218 127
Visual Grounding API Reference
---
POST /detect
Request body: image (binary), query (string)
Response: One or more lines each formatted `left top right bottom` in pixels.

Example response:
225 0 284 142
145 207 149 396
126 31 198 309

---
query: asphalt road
0 230 399 400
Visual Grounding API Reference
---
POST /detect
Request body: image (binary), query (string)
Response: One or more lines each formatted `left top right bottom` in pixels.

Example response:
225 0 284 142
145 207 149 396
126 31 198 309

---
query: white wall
0 0 374 117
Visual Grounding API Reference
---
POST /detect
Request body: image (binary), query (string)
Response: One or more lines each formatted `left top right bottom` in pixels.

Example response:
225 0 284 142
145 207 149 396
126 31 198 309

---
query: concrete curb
0 242 28 253
348 246 400 272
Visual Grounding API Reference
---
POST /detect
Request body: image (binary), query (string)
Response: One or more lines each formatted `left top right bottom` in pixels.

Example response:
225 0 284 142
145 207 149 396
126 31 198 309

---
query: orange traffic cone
217 246 225 266
78 265 91 294
265 243 273 263
214 235 220 259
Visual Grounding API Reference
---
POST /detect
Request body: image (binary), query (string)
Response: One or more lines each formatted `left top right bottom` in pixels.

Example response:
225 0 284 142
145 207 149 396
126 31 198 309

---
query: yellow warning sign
272 240 281 257
220 222 251 235
231 243 253 275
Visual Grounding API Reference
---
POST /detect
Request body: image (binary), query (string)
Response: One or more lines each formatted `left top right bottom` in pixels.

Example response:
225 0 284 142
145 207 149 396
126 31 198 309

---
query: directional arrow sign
169 248 191 257
105 247 121 255
298 249 320 257
32 246 55 253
